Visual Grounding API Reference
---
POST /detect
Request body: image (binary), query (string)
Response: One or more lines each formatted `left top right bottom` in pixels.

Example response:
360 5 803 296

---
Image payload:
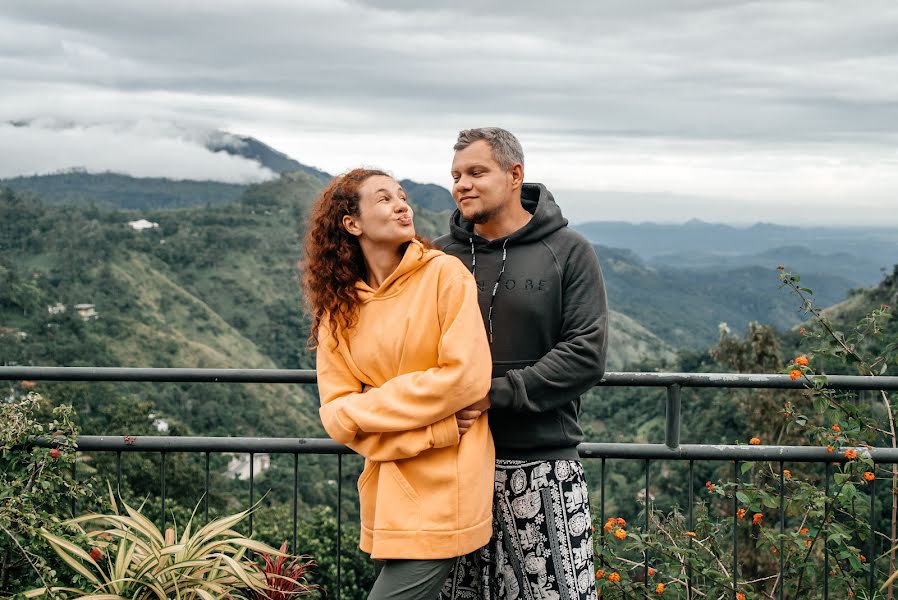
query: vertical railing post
687 460 694 599
600 457 606 562
733 460 739 600
644 459 650 596
869 470 876 597
70 458 77 518
204 452 210 524
160 451 167 532
779 461 786 600
293 453 299 554
337 454 343 600
665 384 681 450
115 451 123 503
248 452 254 537
824 463 830 600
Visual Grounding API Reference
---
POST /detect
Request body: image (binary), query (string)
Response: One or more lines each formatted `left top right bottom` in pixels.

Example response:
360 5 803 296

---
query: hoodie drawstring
469 237 508 344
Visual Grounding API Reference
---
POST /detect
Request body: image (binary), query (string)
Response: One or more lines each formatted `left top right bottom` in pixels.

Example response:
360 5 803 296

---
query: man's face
450 140 518 224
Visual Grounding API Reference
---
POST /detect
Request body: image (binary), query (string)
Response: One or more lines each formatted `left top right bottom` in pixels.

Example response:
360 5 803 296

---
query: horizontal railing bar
0 366 318 384
3 367 898 390
26 436 898 462
603 372 898 390
32 436 353 454
577 442 898 462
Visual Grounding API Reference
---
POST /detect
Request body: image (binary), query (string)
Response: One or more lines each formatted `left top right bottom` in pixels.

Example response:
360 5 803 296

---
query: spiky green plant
26 487 307 599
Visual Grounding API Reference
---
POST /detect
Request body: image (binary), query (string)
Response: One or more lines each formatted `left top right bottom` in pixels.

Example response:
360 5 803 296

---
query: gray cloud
4 0 896 142
0 120 276 182
1 1 898 223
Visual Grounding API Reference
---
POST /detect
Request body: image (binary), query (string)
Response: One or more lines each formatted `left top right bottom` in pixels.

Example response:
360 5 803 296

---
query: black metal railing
4 366 898 599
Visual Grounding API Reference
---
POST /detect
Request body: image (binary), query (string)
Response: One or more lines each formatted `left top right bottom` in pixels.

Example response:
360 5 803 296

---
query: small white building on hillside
74 304 98 320
224 453 271 481
128 219 159 231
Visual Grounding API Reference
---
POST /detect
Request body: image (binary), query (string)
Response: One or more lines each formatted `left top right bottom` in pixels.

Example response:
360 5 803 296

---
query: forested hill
576 219 898 290
595 245 856 349
1 173 326 437
0 171 247 210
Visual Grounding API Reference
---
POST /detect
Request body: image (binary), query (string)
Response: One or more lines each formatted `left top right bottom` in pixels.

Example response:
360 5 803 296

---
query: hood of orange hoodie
354 239 442 302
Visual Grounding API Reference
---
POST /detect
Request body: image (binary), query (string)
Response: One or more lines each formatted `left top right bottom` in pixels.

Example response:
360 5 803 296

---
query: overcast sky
2 1 898 225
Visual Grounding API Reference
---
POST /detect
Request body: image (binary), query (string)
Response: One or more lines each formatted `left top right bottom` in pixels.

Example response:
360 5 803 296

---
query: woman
302 168 494 599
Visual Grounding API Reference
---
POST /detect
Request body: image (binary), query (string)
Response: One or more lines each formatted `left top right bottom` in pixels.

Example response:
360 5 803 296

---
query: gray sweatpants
368 558 457 600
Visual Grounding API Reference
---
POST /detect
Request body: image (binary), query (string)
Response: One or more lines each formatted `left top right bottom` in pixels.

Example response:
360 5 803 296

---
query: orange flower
752 513 763 526
795 356 809 366
595 569 606 579
685 531 697 537
863 472 876 482
799 527 809 535
706 483 716 492
831 423 840 432
615 517 626 526
860 555 866 563
749 437 761 445
799 326 807 335
770 546 778 554
805 540 812 548
783 469 792 478
844 449 858 460
736 592 747 600
656 583 665 594
607 572 621 583
604 521 615 532
789 369 802 380
736 508 746 520
826 445 834 453
648 567 656 576
614 528 627 540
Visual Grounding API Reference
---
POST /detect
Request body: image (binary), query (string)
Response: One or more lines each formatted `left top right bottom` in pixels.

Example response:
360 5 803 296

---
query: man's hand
455 394 491 436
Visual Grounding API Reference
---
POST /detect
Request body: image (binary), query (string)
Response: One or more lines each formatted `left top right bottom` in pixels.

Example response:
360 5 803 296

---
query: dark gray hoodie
434 183 608 460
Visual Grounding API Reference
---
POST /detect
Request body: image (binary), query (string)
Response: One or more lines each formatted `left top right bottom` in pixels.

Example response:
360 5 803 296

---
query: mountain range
574 219 898 290
3 129 898 437
1 132 457 213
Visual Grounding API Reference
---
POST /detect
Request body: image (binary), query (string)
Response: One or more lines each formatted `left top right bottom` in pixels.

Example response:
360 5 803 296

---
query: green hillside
596 245 856 348
0 188 315 437
0 170 454 437
0 170 247 210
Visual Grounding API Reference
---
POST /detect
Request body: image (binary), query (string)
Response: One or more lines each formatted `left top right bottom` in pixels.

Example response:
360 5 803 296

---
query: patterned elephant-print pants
440 459 598 600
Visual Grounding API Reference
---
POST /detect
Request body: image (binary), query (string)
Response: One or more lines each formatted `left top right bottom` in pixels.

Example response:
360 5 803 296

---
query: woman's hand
455 394 491 436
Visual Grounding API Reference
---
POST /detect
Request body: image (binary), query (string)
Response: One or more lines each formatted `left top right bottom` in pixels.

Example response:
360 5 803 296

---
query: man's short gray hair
454 127 524 171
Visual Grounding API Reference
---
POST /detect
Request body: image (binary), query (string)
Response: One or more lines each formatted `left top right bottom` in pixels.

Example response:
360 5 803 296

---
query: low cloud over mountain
0 119 278 183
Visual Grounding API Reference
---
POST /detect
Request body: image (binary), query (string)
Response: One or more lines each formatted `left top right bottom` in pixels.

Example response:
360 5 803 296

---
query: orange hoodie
317 240 494 560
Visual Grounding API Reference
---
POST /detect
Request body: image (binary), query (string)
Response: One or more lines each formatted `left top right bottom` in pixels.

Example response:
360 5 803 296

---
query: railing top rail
3 367 898 391
25 435 898 463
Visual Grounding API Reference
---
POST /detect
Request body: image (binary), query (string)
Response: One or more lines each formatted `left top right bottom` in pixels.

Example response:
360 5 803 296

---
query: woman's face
344 175 415 246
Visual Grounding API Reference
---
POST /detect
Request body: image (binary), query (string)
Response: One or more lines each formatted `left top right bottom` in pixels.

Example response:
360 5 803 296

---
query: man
435 127 608 600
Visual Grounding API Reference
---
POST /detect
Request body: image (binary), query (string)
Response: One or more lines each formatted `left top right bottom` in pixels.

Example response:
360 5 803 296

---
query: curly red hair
301 168 430 348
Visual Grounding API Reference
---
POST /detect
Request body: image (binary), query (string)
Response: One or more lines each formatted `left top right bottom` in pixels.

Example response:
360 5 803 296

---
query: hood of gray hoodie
448 183 567 246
